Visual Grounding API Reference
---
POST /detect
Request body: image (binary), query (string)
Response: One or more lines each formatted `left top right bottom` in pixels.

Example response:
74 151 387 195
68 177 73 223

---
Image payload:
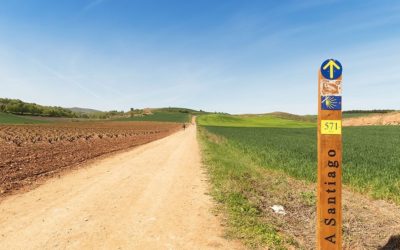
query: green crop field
115 111 191 123
199 113 400 248
203 126 400 203
0 112 48 124
199 114 400 204
198 114 315 128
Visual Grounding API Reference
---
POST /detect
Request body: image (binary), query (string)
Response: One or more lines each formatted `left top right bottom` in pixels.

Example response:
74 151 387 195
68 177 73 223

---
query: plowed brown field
0 124 241 249
0 122 181 196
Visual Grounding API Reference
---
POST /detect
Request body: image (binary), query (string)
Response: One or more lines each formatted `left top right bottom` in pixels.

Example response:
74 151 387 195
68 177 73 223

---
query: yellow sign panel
321 120 342 135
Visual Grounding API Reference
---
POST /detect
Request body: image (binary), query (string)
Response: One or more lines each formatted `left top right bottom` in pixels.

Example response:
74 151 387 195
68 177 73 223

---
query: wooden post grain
317 67 343 249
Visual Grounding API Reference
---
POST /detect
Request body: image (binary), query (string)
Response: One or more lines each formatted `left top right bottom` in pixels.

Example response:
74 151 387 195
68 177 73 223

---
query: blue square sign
321 96 342 110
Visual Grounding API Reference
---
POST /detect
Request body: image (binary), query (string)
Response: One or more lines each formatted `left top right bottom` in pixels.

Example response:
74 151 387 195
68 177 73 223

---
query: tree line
343 109 396 114
0 98 123 119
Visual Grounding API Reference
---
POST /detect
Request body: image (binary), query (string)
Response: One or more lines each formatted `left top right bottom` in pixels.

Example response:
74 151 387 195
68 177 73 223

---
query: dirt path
0 125 240 250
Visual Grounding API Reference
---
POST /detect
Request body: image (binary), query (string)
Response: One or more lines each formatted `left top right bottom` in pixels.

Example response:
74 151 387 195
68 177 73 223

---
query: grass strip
198 127 299 249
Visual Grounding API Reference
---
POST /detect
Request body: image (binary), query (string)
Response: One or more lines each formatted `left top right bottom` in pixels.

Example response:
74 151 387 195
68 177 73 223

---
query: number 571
324 122 338 130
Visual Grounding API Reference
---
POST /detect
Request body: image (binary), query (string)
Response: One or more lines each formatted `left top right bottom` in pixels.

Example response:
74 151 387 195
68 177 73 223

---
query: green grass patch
115 111 190 123
0 112 49 124
199 128 298 249
197 114 315 128
203 126 400 204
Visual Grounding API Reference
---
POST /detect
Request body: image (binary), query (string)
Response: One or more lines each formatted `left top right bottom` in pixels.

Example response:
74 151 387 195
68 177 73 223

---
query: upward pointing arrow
323 60 341 79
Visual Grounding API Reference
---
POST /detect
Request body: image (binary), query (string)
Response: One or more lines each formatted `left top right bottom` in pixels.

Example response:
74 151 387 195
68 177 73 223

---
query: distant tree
344 109 395 114
0 97 133 119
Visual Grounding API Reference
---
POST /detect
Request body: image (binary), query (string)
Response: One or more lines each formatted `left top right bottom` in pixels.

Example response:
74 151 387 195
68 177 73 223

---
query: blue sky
0 0 399 114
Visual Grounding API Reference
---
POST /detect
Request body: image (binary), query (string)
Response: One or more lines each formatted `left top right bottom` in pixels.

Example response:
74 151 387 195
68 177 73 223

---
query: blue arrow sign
321 59 342 80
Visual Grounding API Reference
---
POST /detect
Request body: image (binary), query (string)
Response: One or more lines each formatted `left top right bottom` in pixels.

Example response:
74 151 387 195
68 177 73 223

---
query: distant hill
148 107 210 115
115 111 191 123
67 107 103 114
0 98 125 120
114 107 209 123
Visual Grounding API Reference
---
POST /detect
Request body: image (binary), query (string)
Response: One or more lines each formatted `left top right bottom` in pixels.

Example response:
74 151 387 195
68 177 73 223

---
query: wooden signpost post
317 59 343 250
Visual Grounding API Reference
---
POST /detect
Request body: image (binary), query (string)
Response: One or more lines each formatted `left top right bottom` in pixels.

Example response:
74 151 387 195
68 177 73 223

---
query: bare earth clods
0 125 240 249
0 122 181 196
